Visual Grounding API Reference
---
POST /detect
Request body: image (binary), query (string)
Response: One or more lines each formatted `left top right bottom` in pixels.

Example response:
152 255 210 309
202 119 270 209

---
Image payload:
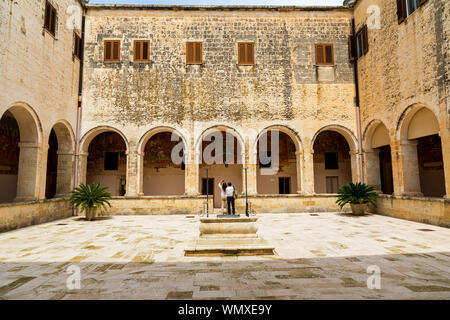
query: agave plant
70 183 112 221
336 182 379 213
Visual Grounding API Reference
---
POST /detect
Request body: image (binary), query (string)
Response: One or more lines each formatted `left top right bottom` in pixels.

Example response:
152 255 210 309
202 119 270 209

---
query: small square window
134 40 150 62
74 32 82 60
186 42 203 64
104 40 120 62
104 152 119 171
315 44 334 66
44 1 57 36
324 152 339 170
238 42 254 65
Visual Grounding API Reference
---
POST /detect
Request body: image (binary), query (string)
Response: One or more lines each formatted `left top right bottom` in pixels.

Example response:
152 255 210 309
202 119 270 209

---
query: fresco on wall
313 131 350 162
0 112 20 175
145 132 183 167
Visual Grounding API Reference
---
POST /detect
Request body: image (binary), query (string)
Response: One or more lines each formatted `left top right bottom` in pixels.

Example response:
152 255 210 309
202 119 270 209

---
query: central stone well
184 216 275 256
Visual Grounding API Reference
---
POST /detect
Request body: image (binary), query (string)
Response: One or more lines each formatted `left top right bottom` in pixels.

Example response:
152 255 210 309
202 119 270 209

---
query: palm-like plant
336 182 379 210
69 183 112 221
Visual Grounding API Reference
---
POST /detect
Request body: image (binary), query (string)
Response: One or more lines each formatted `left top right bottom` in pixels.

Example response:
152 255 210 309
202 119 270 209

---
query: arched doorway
256 130 299 194
399 107 445 197
0 104 41 203
0 111 20 203
313 130 353 194
45 121 75 199
84 131 128 196
141 130 185 195
198 127 244 209
364 121 393 194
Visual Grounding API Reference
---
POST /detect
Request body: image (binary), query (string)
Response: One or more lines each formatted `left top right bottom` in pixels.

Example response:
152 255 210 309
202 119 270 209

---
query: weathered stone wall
0 0 82 200
354 0 450 198
81 7 358 155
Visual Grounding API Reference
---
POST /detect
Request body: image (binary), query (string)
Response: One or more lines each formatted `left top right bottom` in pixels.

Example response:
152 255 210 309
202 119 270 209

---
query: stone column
295 151 302 194
185 146 200 195
15 142 41 202
301 148 315 195
350 150 361 183
77 152 89 187
393 140 422 196
364 149 381 192
54 151 74 197
439 129 450 199
125 149 142 197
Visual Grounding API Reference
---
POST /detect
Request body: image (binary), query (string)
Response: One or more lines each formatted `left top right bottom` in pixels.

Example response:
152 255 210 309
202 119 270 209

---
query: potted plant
69 183 112 221
336 182 379 215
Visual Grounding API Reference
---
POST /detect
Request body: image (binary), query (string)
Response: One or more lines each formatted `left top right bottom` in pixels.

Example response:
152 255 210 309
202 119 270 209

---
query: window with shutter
104 40 120 62
134 40 150 62
315 44 334 66
238 42 254 65
348 36 357 61
397 0 407 24
44 1 57 36
186 42 202 64
74 32 82 60
362 25 369 55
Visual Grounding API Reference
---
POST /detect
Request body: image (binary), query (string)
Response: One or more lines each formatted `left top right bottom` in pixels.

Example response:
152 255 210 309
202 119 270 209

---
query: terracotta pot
85 207 98 221
350 203 366 215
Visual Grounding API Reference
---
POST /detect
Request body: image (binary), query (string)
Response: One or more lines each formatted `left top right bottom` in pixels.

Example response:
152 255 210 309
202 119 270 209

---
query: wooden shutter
349 36 357 61
238 43 254 65
44 1 56 36
325 44 334 65
104 40 120 62
112 41 120 61
142 41 149 61
316 44 334 65
362 24 369 55
419 0 428 6
195 42 202 63
74 32 81 59
396 0 407 24
186 42 202 64
134 41 141 61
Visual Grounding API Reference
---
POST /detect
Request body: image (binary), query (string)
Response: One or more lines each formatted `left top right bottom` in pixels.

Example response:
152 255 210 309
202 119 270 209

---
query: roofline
85 4 350 12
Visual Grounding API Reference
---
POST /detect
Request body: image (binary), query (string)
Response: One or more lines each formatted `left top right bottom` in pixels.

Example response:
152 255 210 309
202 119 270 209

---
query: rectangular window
186 42 203 64
324 152 339 170
397 0 428 23
134 40 150 62
350 25 369 60
315 44 334 66
74 32 82 60
278 177 291 195
44 1 57 36
238 42 254 65
326 176 339 194
201 178 214 196
406 0 420 17
104 152 119 171
104 40 120 62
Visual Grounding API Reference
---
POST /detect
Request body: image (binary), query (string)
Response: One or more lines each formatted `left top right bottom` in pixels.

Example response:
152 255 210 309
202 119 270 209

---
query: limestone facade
0 1 449 231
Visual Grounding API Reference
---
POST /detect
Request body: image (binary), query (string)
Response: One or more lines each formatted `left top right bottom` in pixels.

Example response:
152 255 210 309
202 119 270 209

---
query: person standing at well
226 182 236 216
218 179 227 215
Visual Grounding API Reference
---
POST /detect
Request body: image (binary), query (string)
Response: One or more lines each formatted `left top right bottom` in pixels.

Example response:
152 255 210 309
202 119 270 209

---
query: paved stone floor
0 212 449 299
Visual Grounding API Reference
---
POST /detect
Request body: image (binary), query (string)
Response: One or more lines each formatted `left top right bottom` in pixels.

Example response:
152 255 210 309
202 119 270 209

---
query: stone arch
138 126 188 155
362 120 393 194
1 102 43 144
312 124 359 193
138 126 188 196
80 126 129 153
45 120 76 198
253 124 303 195
252 124 303 155
79 126 129 196
195 124 246 164
0 102 43 202
363 119 390 151
397 104 440 141
396 104 445 197
311 124 358 152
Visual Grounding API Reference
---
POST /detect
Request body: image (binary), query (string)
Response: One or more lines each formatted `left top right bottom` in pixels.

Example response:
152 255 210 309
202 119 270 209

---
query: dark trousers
227 196 235 215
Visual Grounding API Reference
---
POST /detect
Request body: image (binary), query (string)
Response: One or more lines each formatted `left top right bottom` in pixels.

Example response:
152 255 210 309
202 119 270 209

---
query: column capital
18 142 40 149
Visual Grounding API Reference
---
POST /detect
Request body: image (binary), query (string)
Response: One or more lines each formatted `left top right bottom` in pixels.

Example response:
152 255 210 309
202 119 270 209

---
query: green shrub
336 182 379 209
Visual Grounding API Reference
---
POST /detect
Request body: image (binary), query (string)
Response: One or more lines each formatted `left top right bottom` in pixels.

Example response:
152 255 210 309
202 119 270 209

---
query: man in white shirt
225 182 236 215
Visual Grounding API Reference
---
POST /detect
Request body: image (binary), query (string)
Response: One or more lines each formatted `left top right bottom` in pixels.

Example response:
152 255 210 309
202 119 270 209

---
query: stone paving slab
0 213 449 299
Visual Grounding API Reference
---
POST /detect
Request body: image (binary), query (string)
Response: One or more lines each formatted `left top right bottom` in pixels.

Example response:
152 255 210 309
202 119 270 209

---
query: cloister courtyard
0 212 449 300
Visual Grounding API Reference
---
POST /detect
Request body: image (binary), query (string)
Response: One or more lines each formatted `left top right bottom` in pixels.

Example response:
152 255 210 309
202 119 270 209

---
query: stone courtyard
0 212 449 300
